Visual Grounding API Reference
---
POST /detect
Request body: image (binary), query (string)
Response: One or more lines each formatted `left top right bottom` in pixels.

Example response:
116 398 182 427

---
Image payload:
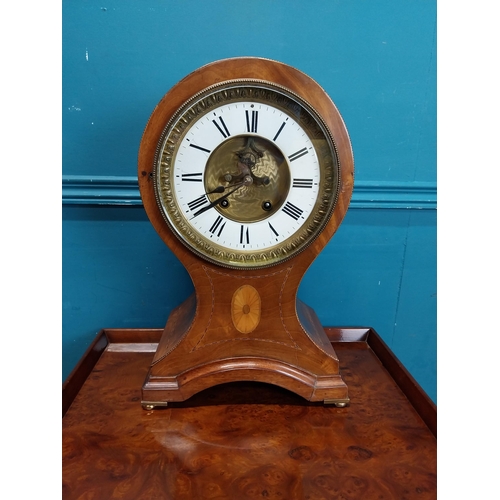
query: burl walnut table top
62 328 436 499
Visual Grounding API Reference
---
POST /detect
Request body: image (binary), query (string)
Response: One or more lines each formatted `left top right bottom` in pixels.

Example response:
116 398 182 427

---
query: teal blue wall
63 1 436 402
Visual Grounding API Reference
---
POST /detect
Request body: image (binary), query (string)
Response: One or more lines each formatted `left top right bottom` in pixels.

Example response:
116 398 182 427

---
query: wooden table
63 328 436 499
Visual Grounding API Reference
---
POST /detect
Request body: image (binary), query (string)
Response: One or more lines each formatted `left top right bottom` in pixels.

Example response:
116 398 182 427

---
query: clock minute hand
191 182 245 218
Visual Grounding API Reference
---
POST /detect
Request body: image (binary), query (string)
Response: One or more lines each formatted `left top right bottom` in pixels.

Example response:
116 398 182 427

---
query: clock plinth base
141 291 349 407
141 357 350 407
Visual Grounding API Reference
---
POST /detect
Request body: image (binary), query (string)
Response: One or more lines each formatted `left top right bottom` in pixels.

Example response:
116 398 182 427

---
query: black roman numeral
240 225 250 245
246 110 258 133
288 147 309 162
273 120 287 141
181 173 203 182
209 215 226 237
189 143 211 154
282 201 303 220
268 222 279 238
292 178 313 188
212 116 231 138
187 194 208 211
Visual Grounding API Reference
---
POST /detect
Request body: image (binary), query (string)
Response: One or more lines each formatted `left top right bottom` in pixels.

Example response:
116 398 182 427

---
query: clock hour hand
205 185 226 195
192 181 245 218
205 178 252 196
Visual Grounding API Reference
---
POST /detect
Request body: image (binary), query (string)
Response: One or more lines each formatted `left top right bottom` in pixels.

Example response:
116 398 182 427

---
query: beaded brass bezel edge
153 79 341 269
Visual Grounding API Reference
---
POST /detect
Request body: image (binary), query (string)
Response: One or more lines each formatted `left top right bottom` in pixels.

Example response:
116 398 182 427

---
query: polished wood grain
62 332 109 417
362 329 437 438
138 58 355 407
63 330 436 499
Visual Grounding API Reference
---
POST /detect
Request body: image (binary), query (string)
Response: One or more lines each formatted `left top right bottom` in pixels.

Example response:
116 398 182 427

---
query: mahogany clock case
137 58 354 408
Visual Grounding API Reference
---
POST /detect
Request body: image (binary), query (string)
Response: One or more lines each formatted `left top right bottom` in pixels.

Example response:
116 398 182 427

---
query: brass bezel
153 79 341 269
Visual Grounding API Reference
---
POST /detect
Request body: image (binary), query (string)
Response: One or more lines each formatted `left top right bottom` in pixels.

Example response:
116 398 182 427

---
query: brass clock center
204 135 290 223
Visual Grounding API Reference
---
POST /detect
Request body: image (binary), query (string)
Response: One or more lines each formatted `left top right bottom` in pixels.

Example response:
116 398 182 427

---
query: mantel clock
138 57 354 408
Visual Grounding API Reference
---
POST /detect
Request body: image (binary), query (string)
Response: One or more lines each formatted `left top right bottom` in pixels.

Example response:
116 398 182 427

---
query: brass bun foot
141 402 168 411
324 398 350 408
